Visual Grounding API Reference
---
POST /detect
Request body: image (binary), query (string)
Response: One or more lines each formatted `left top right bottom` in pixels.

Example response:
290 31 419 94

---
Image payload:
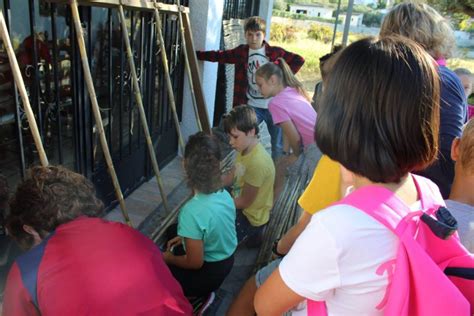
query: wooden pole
175 0 203 132
70 0 132 226
117 4 170 211
151 6 185 150
0 11 49 167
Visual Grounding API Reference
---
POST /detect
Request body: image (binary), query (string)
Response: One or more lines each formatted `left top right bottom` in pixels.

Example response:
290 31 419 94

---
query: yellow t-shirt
234 143 275 226
298 155 341 214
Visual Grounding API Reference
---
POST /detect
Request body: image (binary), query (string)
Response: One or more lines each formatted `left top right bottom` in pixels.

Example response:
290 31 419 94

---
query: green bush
270 22 297 42
308 24 333 43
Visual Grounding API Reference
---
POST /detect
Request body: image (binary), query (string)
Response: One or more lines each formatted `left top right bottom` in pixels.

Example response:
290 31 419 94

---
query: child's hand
167 236 182 251
162 249 173 263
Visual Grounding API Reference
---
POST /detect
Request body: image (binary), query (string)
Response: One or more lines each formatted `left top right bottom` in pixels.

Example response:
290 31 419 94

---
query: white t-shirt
279 202 421 316
246 47 269 109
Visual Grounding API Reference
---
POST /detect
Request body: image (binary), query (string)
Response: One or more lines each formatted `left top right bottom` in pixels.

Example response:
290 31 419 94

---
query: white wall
180 0 224 145
289 5 333 19
340 14 364 27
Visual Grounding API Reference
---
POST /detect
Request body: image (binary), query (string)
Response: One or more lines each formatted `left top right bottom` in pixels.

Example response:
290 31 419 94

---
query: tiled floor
104 157 187 227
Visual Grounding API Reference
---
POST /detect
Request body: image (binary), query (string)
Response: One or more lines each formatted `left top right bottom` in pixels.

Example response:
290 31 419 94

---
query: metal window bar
0 0 188 209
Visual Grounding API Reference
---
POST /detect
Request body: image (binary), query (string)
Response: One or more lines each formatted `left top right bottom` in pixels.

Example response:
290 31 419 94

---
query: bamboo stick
151 6 185 150
0 11 49 167
69 0 131 227
117 4 170 211
150 193 191 242
175 0 202 132
46 0 188 14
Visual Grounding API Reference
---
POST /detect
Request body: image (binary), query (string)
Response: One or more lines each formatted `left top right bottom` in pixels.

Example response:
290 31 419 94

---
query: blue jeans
251 106 283 160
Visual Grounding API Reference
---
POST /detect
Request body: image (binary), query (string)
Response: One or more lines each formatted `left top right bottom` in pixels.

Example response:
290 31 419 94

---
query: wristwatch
272 238 285 258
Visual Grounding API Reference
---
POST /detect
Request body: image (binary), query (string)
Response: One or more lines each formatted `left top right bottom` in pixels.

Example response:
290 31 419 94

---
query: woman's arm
279 120 302 156
163 238 204 270
254 268 305 315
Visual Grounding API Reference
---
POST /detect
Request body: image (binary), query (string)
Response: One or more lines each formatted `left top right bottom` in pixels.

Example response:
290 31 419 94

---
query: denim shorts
255 258 283 287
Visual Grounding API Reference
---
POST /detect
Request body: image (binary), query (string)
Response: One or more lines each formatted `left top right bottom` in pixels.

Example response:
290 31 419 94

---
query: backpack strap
16 232 55 311
335 174 444 234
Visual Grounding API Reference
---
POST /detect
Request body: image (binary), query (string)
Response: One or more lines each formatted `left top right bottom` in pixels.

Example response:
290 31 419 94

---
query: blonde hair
380 2 456 59
256 58 310 101
459 119 474 174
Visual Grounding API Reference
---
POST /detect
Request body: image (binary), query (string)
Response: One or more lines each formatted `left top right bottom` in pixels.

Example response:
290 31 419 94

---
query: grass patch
271 20 474 95
447 58 474 71
273 31 366 92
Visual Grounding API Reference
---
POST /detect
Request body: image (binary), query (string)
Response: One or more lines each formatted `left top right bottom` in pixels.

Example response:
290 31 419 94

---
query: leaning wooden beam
117 4 170 211
174 0 202 132
0 11 49 167
46 0 188 14
180 7 211 133
150 194 190 242
151 6 185 150
70 0 132 227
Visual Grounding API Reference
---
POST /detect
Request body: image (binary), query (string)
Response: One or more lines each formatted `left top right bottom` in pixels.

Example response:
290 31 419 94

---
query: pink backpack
308 174 474 315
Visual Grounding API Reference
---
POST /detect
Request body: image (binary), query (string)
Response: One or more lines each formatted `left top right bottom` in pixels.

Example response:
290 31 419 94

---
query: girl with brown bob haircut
316 36 440 183
254 36 441 315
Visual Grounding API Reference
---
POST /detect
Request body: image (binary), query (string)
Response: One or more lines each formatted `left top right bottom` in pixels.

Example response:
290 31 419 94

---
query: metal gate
0 0 187 207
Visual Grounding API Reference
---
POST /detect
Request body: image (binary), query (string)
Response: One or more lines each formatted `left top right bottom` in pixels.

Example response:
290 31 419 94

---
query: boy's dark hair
223 105 259 136
7 166 104 249
315 36 440 183
244 16 266 33
184 132 222 194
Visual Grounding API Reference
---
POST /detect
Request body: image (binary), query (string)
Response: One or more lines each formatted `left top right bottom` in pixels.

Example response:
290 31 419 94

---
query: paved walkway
104 157 187 227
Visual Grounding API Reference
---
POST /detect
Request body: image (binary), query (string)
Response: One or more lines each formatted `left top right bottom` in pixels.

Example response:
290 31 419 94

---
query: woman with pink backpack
254 36 473 315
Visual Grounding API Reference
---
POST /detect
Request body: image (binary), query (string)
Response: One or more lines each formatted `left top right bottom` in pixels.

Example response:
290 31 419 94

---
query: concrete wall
180 1 224 146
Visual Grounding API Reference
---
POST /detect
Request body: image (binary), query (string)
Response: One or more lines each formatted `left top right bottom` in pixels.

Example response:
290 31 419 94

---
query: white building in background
289 4 334 19
340 13 364 27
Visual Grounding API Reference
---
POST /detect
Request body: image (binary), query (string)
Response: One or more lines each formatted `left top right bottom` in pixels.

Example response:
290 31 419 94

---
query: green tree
273 0 287 11
427 0 474 17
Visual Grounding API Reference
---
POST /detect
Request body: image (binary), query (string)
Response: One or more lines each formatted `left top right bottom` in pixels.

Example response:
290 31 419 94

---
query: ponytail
256 58 311 101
